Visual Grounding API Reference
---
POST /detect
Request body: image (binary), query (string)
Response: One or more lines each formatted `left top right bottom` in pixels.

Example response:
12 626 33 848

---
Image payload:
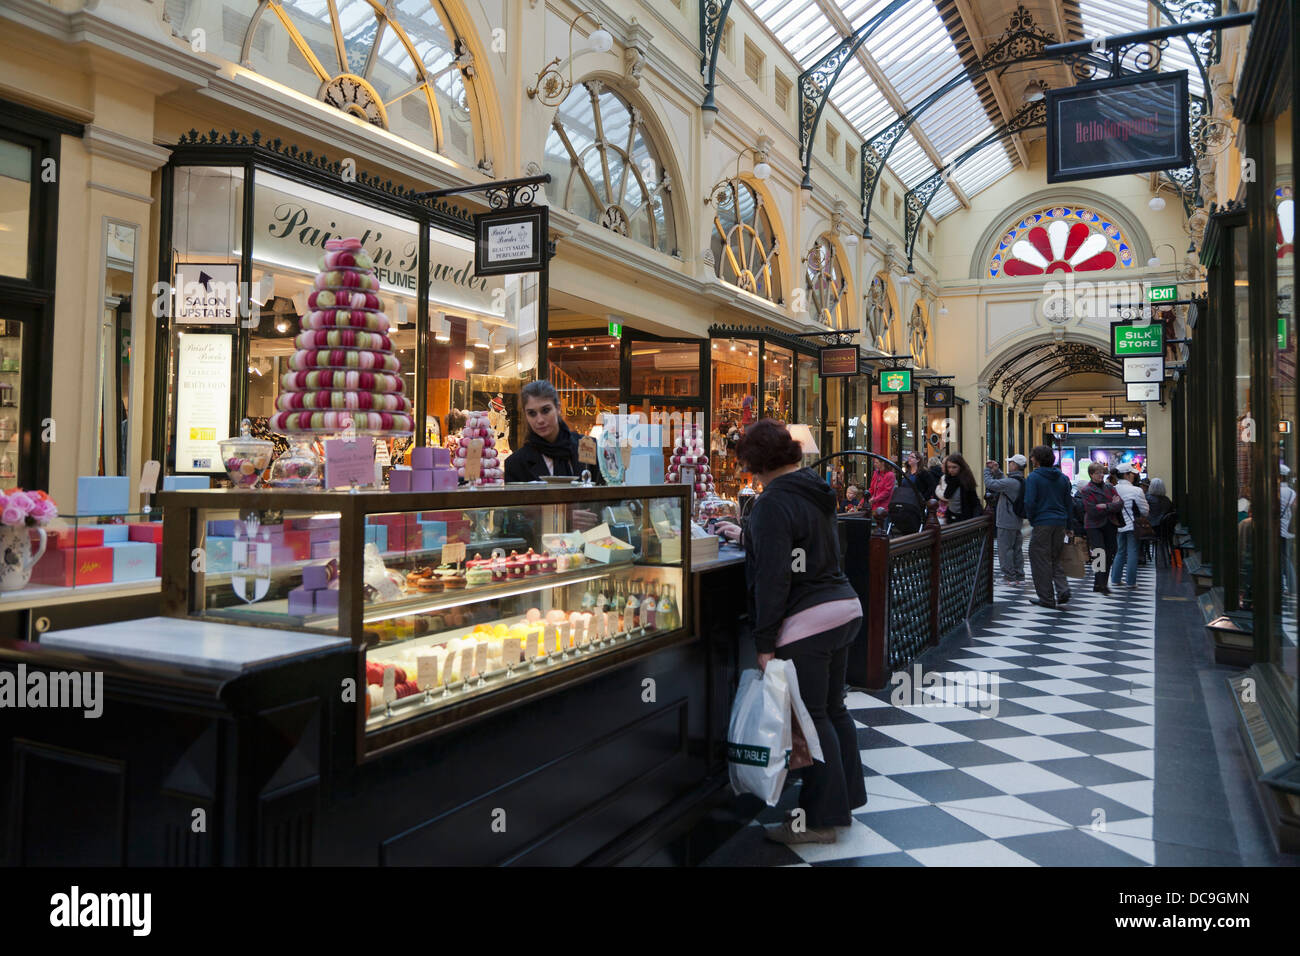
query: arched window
990 205 1135 278
214 0 481 167
865 275 896 353
908 303 928 367
806 236 847 328
709 179 781 302
544 81 675 254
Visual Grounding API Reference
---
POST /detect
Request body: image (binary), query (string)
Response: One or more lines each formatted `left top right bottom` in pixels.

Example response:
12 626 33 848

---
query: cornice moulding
84 124 172 171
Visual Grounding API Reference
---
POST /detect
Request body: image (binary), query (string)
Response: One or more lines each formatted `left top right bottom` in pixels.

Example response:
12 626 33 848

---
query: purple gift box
271 545 296 564
302 559 337 590
433 468 457 491
207 519 239 536
314 588 339 613
410 447 434 471
432 447 450 467
389 468 412 493
411 469 434 493
310 540 339 559
288 587 315 616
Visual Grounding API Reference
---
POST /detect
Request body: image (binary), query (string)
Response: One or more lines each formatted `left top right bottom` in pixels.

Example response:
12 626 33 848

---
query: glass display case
157 484 691 756
15 512 164 591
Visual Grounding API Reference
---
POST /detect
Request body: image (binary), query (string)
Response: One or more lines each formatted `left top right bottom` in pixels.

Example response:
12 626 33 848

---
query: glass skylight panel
1078 0 1203 97
890 130 933 188
929 184 960 219
953 145 1015 199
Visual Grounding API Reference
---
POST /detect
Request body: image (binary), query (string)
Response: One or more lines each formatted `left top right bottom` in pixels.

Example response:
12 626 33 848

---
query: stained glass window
989 205 1135 278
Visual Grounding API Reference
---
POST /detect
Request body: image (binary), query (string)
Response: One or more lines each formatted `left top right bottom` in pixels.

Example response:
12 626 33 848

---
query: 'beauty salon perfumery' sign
252 175 504 316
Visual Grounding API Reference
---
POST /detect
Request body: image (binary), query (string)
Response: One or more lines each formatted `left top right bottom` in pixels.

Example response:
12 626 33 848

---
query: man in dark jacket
984 454 1027 585
1024 445 1072 608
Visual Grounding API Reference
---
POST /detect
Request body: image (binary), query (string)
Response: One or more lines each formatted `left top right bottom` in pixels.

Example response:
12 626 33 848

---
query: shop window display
711 339 758 498
762 345 793 421
547 334 620 437
709 180 781 303
1274 155 1296 665
1235 227 1253 608
198 0 481 168
544 82 675 255
0 139 30 279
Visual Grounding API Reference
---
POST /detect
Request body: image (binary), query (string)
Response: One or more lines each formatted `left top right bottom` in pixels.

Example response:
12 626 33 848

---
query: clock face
320 74 387 129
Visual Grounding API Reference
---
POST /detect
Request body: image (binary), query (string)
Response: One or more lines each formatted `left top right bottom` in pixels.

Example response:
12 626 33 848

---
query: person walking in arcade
1024 444 1073 608
1080 461 1123 595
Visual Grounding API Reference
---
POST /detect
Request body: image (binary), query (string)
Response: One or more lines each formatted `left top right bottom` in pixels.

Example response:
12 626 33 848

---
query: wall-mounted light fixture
526 12 613 107
705 136 774 206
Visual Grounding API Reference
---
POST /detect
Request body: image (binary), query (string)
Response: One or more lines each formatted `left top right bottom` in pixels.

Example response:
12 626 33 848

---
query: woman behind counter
503 381 605 485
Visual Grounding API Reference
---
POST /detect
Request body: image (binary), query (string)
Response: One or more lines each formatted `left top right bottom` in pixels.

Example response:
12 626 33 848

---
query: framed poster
174 263 239 325
474 207 547 276
1047 71 1190 182
174 332 233 472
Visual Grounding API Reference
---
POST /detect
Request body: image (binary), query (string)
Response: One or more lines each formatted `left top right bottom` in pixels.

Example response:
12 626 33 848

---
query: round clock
320 74 388 129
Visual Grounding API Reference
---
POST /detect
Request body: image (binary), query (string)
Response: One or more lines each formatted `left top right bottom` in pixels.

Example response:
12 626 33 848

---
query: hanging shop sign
1102 416 1125 430
1046 71 1190 183
1279 317 1288 350
878 368 912 394
1147 284 1178 303
1051 421 1069 435
1127 381 1161 402
174 263 239 325
924 385 953 407
474 207 547 276
1279 420 1292 434
1111 320 1164 357
174 332 232 473
819 344 859 377
1123 355 1164 383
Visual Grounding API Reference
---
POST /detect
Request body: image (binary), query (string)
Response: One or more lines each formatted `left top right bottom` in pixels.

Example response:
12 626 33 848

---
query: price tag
544 623 559 653
382 665 397 704
560 622 571 650
442 649 457 685
417 654 440 690
442 540 467 565
608 611 620 635
680 466 695 489
138 460 161 495
460 646 476 678
502 637 522 665
620 442 633 470
374 439 391 467
577 617 590 646
578 436 598 466
525 631 538 660
465 438 483 481
474 642 488 676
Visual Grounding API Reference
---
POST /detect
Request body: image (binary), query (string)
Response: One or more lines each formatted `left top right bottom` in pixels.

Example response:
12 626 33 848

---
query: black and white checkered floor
703 539 1163 866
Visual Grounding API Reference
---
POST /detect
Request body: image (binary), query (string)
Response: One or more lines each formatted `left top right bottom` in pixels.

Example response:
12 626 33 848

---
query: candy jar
217 419 274 489
268 438 322 488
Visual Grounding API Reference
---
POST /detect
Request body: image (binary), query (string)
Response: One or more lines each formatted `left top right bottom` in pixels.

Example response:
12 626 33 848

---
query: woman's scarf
526 422 577 473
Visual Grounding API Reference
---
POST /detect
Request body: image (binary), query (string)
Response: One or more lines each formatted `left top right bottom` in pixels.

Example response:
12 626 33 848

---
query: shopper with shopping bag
717 419 865 845
727 660 824 807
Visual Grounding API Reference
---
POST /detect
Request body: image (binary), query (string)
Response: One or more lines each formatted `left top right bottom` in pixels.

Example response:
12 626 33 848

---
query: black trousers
775 619 867 828
1086 524 1118 591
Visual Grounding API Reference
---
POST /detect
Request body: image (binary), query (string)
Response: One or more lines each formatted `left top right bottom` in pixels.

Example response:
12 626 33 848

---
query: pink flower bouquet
0 488 59 527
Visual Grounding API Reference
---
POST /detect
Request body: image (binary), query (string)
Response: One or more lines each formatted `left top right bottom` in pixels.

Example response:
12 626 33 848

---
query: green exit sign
1148 285 1178 303
1112 321 1163 357
1280 317 1288 350
608 321 622 338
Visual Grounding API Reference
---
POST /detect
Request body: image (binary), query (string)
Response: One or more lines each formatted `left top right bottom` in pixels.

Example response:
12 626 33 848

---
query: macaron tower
666 423 714 496
270 238 414 438
452 409 504 485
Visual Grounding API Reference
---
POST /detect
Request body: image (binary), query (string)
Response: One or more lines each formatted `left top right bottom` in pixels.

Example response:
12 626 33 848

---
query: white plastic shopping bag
726 660 824 805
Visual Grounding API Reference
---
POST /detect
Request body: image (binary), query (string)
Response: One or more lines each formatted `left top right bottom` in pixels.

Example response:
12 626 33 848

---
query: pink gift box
127 523 163 544
433 468 457 491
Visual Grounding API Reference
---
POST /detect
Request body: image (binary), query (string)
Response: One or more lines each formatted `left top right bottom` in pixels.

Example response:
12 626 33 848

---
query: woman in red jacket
868 457 896 515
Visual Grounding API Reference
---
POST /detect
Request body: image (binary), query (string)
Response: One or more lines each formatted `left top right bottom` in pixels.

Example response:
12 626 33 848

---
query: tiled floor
700 538 1297 867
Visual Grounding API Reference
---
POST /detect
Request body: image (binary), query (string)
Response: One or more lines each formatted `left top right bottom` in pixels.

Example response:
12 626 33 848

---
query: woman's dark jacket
503 427 605 484
743 468 858 654
1080 479 1122 530
943 481 981 522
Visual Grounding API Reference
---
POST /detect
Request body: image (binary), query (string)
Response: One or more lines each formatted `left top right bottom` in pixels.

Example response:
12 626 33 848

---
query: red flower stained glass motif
1002 221 1118 276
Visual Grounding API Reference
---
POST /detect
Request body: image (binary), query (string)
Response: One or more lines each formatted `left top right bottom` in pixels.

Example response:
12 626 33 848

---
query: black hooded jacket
743 467 860 653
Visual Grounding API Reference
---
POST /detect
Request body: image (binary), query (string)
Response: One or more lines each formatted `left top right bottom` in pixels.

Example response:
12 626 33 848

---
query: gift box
203 536 235 573
418 520 447 550
163 475 210 491
100 525 130 544
287 587 315 616
270 544 296 565
302 559 338 590
76 476 130 516
314 588 339 614
445 519 471 544
433 468 458 491
34 546 114 587
128 522 164 544
48 527 104 550
108 541 156 582
411 469 433 493
206 519 239 537
388 468 412 493
310 540 340 559
626 449 665 487
364 524 388 551
582 523 636 564
410 447 434 470
283 530 310 560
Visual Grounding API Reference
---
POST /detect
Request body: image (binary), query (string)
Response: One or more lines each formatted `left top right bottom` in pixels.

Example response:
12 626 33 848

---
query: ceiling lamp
752 159 771 181
882 405 900 426
1149 195 1166 212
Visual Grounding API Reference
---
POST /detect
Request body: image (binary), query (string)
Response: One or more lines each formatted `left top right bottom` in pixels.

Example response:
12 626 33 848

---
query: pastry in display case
158 484 691 756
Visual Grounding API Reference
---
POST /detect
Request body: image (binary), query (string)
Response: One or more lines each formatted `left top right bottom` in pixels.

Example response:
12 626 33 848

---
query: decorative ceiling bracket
700 0 734 121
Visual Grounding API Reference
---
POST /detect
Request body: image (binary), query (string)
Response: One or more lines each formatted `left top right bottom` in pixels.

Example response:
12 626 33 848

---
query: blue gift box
76 476 130 516
206 519 240 536
418 520 447 550
100 525 130 544
163 475 210 491
364 524 388 551
108 542 156 582
203 536 235 573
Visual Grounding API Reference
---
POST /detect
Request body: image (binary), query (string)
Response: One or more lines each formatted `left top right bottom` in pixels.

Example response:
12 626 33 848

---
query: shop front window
763 344 793 421
806 236 847 328
1236 227 1253 608
1274 147 1296 670
201 0 481 167
797 353 819 433
0 139 31 279
709 180 780 303
630 340 700 398
712 339 758 498
544 82 675 255
547 333 620 437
